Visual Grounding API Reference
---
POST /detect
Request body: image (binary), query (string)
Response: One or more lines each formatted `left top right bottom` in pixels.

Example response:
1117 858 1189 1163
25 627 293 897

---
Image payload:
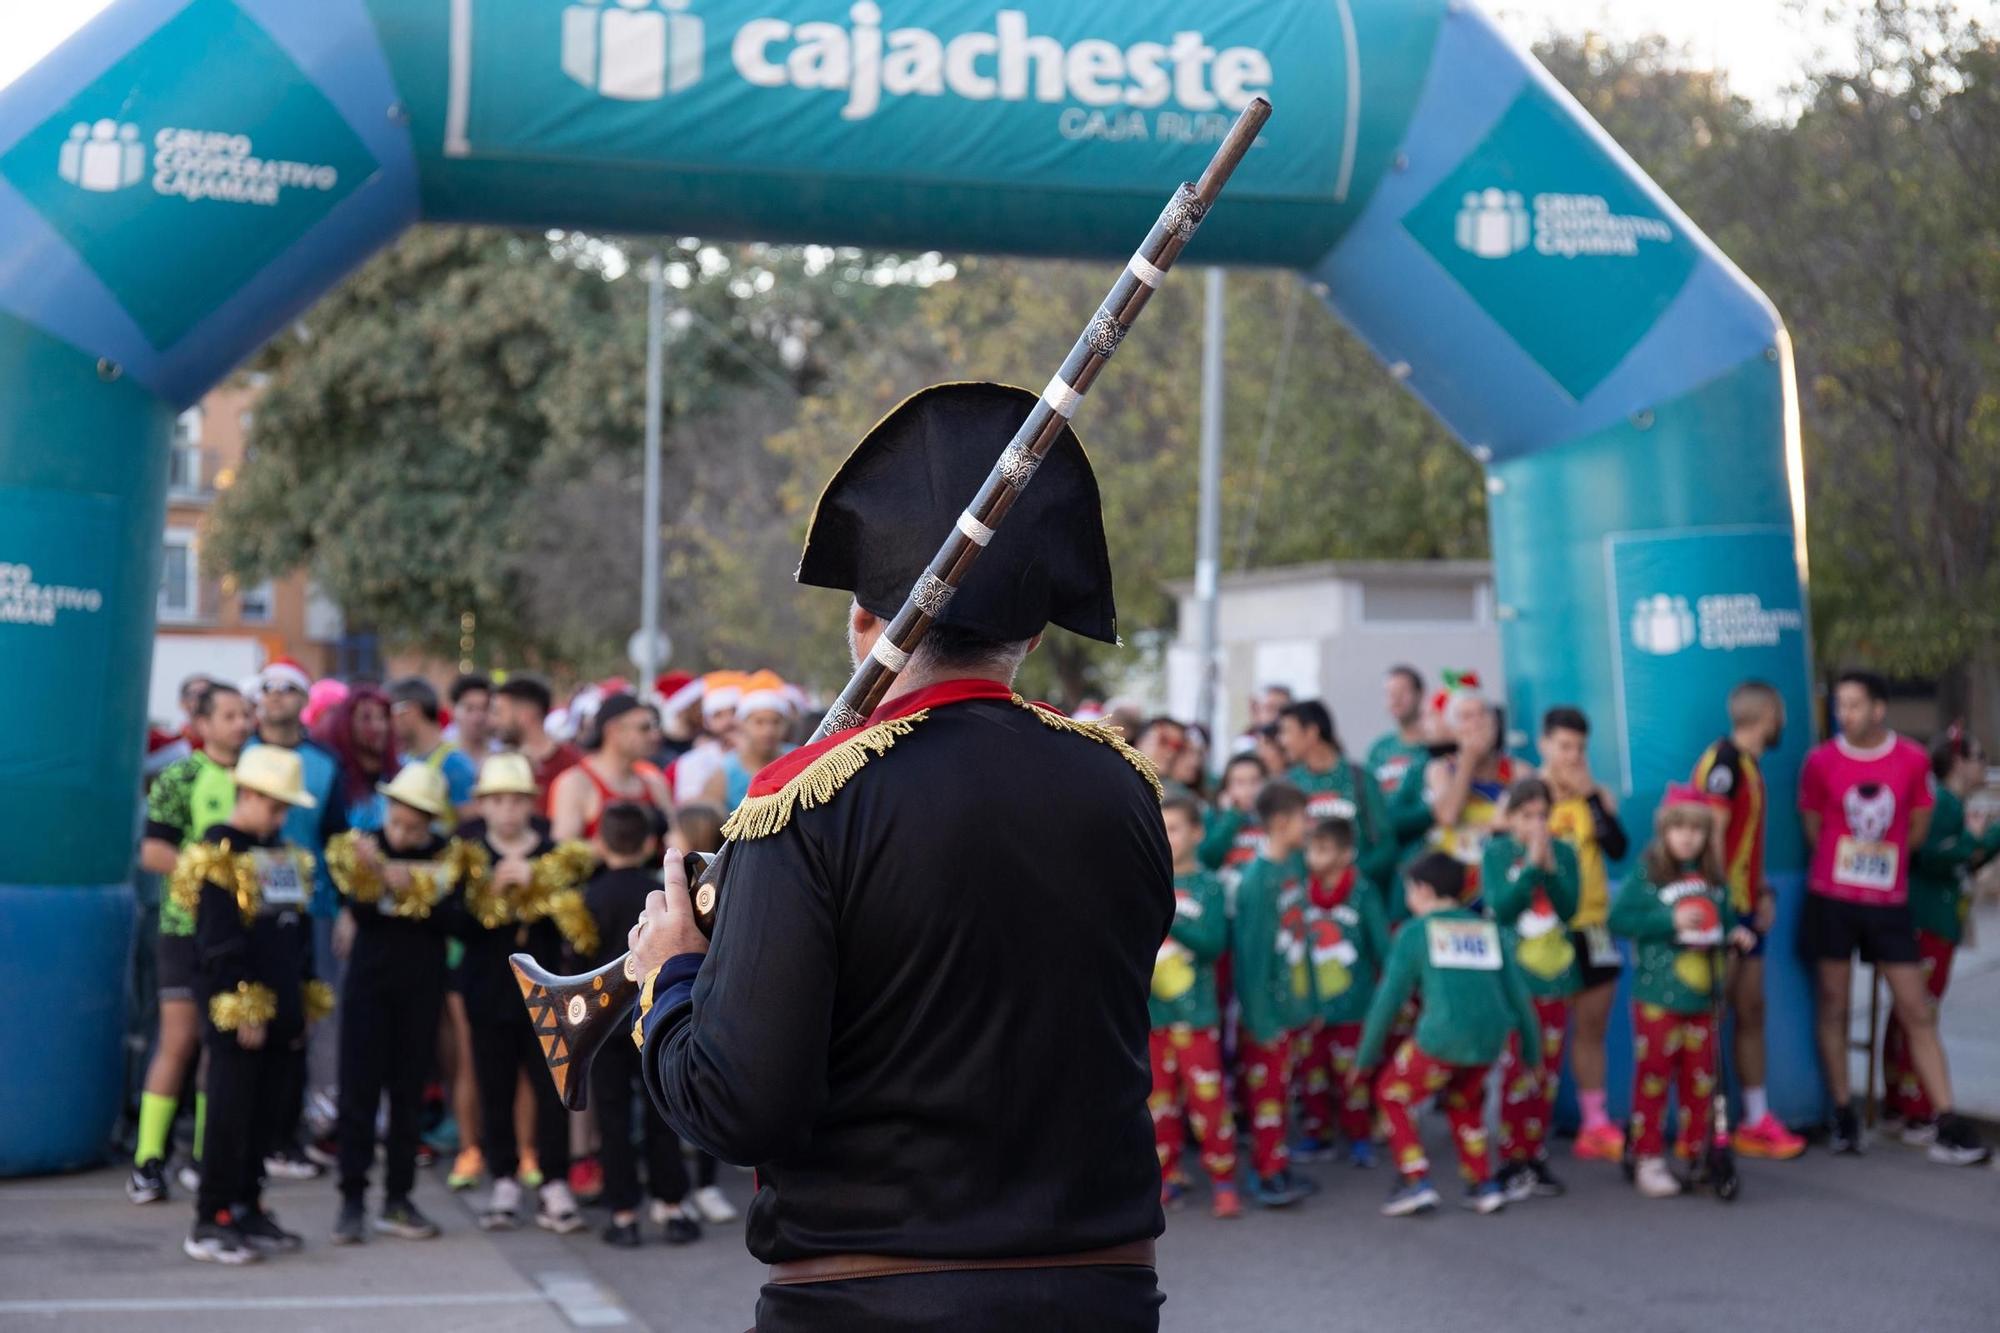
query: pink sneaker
1573 1122 1626 1162
1734 1113 1806 1160
1210 1184 1244 1219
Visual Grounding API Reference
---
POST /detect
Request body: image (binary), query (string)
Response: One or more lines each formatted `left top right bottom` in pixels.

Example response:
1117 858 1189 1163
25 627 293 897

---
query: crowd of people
124 653 1994 1262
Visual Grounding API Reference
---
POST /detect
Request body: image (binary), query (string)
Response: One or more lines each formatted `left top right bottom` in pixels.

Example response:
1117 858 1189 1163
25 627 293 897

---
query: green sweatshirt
1286 759 1398 890
1357 906 1540 1071
1482 835 1583 998
1198 807 1264 873
1150 869 1229 1029
1608 865 1732 1015
1365 731 1436 845
1307 870 1391 1025
1909 787 1999 944
1231 851 1314 1044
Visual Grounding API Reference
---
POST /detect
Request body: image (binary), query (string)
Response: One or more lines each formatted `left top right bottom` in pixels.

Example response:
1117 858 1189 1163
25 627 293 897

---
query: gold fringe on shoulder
1014 696 1164 803
169 842 263 925
303 979 337 1022
721 712 931 842
209 981 278 1031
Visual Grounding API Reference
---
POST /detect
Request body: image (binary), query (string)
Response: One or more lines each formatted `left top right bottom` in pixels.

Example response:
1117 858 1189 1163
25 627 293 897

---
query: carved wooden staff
513 98 1272 1110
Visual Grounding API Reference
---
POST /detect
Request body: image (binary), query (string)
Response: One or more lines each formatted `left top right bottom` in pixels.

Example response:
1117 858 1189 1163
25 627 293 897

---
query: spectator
1235 684 1295 753
1537 705 1629 1162
673 671 745 808
301 678 347 731
1366 665 1435 857
1136 716 1192 798
722 684 793 812
1419 691 1518 901
1278 701 1396 895
1252 725 1287 786
549 694 672 843
654 672 704 770
445 673 496 757
312 686 397 835
491 674 580 817
1800 671 1985 1164
1230 781 1315 1207
1689 681 1805 1160
1169 724 1211 800
1199 753 1268 874
386 677 477 827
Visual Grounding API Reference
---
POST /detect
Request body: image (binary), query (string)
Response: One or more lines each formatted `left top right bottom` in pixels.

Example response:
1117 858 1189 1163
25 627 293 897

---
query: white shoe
1634 1156 1681 1199
691 1185 738 1224
537 1180 585 1235
480 1177 522 1231
177 1163 201 1194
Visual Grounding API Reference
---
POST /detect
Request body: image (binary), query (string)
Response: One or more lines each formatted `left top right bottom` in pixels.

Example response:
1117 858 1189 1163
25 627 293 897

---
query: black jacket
190 823 312 1041
344 831 453 987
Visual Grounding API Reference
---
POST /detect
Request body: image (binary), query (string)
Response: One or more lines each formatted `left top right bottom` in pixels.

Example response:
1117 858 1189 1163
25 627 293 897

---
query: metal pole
1195 267 1225 759
640 252 665 686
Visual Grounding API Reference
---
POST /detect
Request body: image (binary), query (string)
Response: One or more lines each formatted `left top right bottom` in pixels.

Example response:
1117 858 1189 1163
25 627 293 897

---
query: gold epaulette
303 979 337 1022
1014 696 1164 803
169 842 262 925
209 981 278 1031
721 712 932 841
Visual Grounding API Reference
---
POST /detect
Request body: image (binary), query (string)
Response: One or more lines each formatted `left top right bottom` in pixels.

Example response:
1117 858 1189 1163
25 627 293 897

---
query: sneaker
517 1151 544 1190
1900 1117 1940 1148
1290 1135 1334 1164
234 1205 304 1254
303 1136 339 1169
1634 1155 1681 1199
1829 1104 1864 1156
479 1177 523 1231
1499 1162 1536 1204
1527 1157 1567 1197
569 1155 604 1203
1462 1180 1506 1215
177 1163 202 1194
332 1197 367 1245
602 1218 642 1248
691 1184 738 1224
421 1113 460 1155
1928 1114 1993 1167
374 1196 441 1240
127 1158 169 1205
1380 1178 1440 1217
448 1147 485 1191
1574 1122 1625 1162
1160 1179 1187 1210
651 1198 701 1245
536 1180 585 1235
185 1213 259 1265
1247 1170 1310 1208
1210 1183 1244 1219
1347 1140 1376 1169
1735 1113 1807 1160
263 1145 325 1181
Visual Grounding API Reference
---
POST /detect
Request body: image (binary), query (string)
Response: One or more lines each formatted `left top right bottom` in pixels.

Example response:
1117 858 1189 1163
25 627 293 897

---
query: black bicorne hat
797 382 1117 645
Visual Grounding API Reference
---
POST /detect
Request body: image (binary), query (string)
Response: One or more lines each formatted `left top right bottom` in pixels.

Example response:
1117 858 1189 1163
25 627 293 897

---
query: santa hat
702 670 746 718
1428 668 1481 717
655 671 703 716
1661 781 1724 812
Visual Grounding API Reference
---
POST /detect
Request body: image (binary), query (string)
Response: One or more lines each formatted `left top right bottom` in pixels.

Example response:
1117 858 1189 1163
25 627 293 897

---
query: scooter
1619 937 1739 1202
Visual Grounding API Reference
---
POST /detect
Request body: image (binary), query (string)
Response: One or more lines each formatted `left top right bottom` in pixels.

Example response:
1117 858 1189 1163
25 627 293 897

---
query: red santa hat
655 671 703 716
256 656 312 698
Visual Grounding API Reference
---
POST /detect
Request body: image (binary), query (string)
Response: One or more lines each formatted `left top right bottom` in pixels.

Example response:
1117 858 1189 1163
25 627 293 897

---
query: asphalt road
2 1119 1993 1332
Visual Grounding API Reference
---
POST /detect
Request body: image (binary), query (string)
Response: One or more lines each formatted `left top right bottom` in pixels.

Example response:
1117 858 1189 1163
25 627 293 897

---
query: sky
2 1 1997 103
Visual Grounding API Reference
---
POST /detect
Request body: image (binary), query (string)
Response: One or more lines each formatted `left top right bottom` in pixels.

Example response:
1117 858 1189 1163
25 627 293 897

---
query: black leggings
336 971 444 1200
469 1018 569 1183
197 1032 293 1219
591 1023 690 1212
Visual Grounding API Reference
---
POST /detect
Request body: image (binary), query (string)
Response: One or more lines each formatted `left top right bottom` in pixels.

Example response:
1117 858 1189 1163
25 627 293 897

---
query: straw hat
234 747 317 809
376 764 450 819
474 752 538 799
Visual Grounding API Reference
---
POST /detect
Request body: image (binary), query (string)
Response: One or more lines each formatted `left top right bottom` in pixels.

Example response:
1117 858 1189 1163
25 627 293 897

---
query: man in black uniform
628 383 1173 1331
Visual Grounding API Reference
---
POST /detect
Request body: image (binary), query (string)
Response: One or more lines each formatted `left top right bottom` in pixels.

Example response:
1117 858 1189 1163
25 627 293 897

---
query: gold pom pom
209 981 279 1031
546 888 600 957
303 979 337 1022
446 840 507 929
325 832 383 906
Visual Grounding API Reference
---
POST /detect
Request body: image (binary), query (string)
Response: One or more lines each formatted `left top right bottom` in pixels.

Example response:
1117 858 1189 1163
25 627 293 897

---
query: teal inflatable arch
0 0 1816 1173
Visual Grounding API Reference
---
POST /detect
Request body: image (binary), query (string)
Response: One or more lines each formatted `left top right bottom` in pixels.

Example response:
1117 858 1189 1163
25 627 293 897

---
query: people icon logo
562 0 705 101
1455 188 1530 259
58 120 144 193
1630 594 1695 657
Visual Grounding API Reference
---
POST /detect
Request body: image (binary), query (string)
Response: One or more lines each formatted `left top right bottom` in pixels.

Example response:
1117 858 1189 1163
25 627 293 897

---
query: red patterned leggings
1236 1032 1295 1178
1496 995 1569 1164
1147 1025 1239 1185
1884 931 1955 1123
1631 1004 1717 1158
1295 1021 1373 1143
1374 1039 1491 1185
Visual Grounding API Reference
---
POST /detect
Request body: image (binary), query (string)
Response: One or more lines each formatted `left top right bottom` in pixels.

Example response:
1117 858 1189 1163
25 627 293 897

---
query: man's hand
628 845 708 980
1754 893 1778 934
1728 925 1761 955
495 856 531 892
384 862 412 892
238 1021 267 1051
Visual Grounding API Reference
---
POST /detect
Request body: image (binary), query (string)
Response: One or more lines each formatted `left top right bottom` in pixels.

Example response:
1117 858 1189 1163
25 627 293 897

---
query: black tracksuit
333 832 452 1203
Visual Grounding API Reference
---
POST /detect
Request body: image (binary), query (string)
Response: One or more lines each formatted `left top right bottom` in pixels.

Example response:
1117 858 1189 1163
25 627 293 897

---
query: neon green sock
192 1091 207 1162
135 1092 177 1165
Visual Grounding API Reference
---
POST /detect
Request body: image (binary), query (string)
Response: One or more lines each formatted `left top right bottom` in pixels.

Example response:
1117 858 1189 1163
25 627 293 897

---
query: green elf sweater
1150 869 1228 1030
1197 806 1264 874
1482 835 1583 999
1366 731 1436 847
1286 759 1398 891
1909 787 2000 945
1307 867 1391 1026
1357 906 1540 1071
1232 851 1314 1045
1608 865 1732 1015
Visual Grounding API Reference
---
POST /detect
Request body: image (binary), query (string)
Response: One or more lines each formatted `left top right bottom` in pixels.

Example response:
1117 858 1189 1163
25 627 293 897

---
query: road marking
0 1293 546 1314
536 1271 630 1328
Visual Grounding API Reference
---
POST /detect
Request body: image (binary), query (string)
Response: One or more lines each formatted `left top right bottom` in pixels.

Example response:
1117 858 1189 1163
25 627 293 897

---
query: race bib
252 848 307 908
1427 918 1501 970
1581 924 1621 968
1833 836 1898 892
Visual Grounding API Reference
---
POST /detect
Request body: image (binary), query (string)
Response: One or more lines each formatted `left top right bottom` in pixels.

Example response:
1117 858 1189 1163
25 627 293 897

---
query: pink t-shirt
1798 733 1933 905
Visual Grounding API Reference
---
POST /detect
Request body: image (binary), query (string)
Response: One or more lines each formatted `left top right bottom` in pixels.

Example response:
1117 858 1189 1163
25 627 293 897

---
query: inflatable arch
0 0 1815 1173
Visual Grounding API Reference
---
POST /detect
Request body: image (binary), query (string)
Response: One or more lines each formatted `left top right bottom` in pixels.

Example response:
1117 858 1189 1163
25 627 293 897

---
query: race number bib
1580 924 1621 968
251 848 307 908
1833 836 1898 892
1427 918 1501 970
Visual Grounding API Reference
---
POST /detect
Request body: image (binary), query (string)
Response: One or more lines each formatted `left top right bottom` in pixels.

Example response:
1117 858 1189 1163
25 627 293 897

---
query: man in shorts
1799 670 1987 1164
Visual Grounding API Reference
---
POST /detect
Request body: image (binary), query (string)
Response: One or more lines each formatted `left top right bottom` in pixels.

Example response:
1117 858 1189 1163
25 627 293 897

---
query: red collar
745 678 1013 799
1310 866 1357 910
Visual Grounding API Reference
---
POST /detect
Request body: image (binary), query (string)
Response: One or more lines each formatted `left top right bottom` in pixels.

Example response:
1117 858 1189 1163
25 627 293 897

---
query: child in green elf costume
1293 817 1390 1168
1231 781 1316 1208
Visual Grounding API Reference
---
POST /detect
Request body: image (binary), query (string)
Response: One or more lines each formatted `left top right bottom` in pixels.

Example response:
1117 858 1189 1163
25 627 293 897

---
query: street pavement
1 1121 1993 1332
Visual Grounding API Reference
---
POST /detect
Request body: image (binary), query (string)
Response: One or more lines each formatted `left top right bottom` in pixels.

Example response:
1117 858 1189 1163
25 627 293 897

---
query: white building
1162 560 1503 747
